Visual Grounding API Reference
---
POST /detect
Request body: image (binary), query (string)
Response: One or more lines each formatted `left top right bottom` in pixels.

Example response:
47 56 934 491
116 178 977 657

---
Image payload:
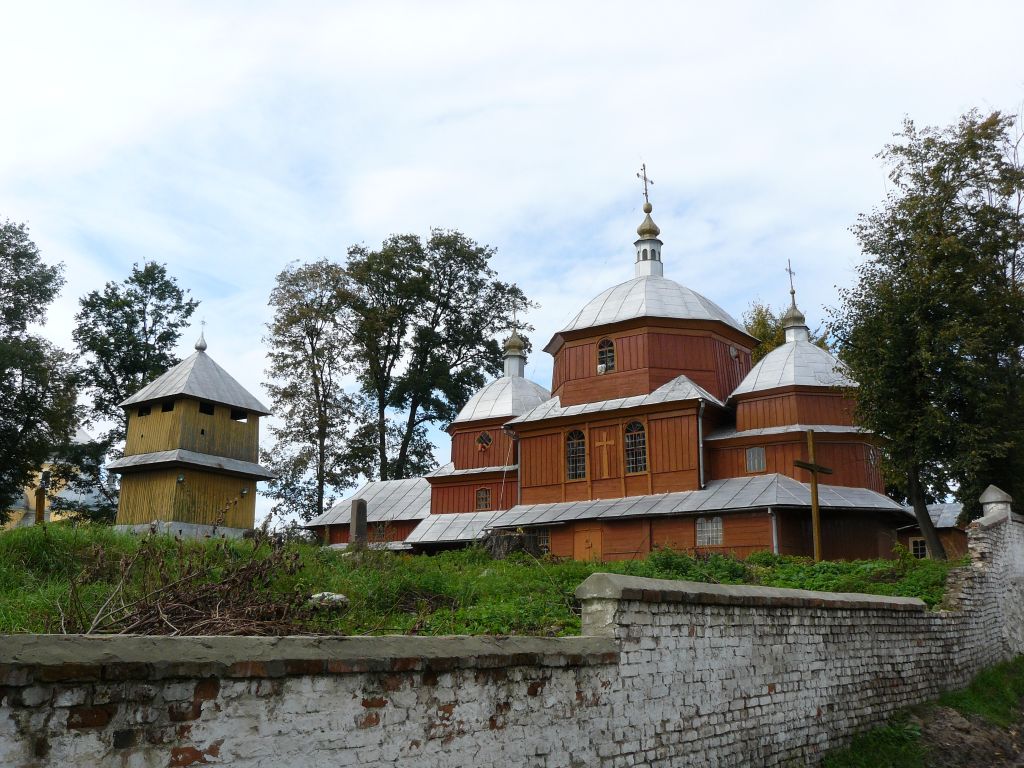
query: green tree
743 298 830 363
0 221 77 522
345 230 533 480
262 260 371 521
833 110 1024 557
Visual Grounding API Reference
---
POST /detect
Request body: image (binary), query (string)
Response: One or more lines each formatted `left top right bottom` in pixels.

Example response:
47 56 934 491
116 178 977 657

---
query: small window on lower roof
230 408 247 422
199 402 215 416
161 401 174 413
475 487 491 511
745 446 766 473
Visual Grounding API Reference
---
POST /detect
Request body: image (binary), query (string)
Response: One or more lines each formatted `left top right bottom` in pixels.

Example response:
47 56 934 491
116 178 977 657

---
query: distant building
107 333 274 537
308 197 913 559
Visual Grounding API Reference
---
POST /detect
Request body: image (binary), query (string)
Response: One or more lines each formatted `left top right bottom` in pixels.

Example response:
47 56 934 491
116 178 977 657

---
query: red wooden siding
706 439 883 493
736 391 855 431
775 509 899 560
321 519 419 545
430 478 518 515
450 425 517 470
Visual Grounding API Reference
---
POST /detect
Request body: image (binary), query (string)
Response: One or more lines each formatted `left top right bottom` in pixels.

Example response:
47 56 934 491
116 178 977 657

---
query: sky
3 1 1023 520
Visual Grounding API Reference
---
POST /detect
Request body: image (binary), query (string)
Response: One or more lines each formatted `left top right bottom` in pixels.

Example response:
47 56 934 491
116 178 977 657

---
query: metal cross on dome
785 259 796 292
636 163 654 204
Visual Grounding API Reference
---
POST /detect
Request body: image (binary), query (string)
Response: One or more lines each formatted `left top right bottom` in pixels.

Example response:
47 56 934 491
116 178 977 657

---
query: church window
745 446 766 473
534 527 550 554
624 421 647 473
566 430 586 480
696 516 723 547
230 408 248 422
476 431 493 450
161 401 174 413
910 537 927 559
199 401 215 416
642 248 648 259
597 339 616 371
137 405 151 417
475 487 491 511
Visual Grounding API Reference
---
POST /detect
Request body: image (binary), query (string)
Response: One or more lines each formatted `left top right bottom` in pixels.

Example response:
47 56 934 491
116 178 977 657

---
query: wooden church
308 191 913 560
108 333 274 537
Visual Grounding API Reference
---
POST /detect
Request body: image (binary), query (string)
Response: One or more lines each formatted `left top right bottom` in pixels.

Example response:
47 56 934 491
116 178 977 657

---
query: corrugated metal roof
427 462 518 478
306 477 432 527
927 502 962 529
405 510 503 545
508 374 723 426
545 276 748 353
106 449 275 479
731 340 856 398
488 474 909 529
706 424 870 441
453 376 551 423
120 351 270 415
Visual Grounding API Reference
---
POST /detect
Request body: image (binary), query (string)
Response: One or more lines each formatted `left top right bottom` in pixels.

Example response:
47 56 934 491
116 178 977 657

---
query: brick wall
2 496 1023 767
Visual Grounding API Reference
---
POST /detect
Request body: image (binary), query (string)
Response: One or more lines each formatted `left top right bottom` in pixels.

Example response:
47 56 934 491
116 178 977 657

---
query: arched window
696 516 723 547
624 421 647 473
476 431 493 451
642 248 648 259
475 487 491 511
597 338 616 372
566 430 586 480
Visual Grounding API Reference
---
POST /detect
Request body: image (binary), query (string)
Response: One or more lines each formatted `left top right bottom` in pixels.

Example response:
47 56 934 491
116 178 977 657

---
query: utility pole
793 430 832 562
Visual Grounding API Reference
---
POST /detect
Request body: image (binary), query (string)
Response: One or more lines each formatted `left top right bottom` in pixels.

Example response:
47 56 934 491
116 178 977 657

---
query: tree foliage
344 229 533 480
743 298 830 363
0 220 77 522
833 110 1024 551
262 260 371 522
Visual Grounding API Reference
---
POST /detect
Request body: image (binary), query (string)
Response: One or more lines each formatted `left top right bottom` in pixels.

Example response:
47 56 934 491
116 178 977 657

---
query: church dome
731 339 856 398
453 376 551 424
546 275 746 352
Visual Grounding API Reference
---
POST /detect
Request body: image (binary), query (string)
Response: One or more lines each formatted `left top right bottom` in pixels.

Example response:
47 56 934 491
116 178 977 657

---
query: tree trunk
907 469 947 560
376 399 389 480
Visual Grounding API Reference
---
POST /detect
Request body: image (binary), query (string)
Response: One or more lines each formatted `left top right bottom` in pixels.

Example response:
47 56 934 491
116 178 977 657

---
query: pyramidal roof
120 340 270 415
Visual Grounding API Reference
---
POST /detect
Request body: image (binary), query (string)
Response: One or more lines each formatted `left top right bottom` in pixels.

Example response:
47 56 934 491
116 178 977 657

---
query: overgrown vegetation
0 525 961 637
823 656 1024 767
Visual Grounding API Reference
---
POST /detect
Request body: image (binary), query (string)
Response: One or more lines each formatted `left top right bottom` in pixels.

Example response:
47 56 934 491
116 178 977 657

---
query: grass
0 524 962 636
822 656 1024 766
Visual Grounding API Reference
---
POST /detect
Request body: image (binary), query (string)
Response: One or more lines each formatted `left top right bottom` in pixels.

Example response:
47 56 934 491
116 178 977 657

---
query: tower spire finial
633 164 664 277
781 261 809 342
195 319 208 352
636 163 654 209
785 259 797 307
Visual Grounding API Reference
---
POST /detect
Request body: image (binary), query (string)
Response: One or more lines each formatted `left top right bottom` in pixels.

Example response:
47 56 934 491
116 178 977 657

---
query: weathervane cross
636 163 654 204
786 259 796 293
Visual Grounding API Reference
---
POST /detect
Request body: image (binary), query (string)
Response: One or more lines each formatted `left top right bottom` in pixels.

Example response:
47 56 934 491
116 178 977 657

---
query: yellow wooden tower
108 333 273 537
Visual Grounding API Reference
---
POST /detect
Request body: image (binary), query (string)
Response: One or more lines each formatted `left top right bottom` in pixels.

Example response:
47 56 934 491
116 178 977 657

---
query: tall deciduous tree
833 110 1024 557
743 299 830 363
345 230 533 480
0 220 76 521
262 260 370 521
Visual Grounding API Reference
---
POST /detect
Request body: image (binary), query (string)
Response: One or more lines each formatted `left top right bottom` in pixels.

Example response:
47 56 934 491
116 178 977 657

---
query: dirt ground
913 707 1024 767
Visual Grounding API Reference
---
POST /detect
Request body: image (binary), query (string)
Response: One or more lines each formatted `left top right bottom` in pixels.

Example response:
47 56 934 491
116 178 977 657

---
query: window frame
745 446 767 474
475 487 492 511
566 429 587 481
696 516 724 547
475 431 493 451
624 420 648 474
198 401 215 416
597 338 616 372
909 537 928 559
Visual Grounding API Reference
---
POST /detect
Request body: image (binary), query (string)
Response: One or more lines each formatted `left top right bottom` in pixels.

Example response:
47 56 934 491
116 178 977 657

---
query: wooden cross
636 163 654 204
793 429 833 562
594 435 616 478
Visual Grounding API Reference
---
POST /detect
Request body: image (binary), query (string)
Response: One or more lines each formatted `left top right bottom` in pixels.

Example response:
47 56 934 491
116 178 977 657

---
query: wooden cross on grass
793 429 833 562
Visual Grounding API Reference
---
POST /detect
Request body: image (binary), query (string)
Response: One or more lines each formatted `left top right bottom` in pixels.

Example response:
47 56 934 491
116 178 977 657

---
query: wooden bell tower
108 333 274 537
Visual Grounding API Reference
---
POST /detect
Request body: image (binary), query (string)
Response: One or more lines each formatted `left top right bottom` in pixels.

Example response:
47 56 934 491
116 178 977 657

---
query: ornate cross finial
785 259 797 299
195 319 208 352
636 163 654 205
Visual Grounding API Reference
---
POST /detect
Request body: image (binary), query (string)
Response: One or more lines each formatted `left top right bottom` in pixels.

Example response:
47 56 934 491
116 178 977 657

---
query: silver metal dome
545 275 746 352
453 376 551 424
731 340 856 398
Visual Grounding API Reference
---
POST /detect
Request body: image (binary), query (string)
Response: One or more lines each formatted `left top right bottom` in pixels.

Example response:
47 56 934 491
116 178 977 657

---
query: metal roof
927 502 962 529
106 449 275 479
706 424 870 441
731 340 856 398
453 375 551 424
120 350 270 415
405 510 504 545
427 462 519 478
545 276 747 352
507 374 723 426
306 477 432 527
488 474 909 529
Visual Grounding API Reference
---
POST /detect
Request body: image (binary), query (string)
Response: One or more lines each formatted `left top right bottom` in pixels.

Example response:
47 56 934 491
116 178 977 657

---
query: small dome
554 275 746 339
636 211 661 239
504 330 526 353
731 340 856 398
453 376 551 424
